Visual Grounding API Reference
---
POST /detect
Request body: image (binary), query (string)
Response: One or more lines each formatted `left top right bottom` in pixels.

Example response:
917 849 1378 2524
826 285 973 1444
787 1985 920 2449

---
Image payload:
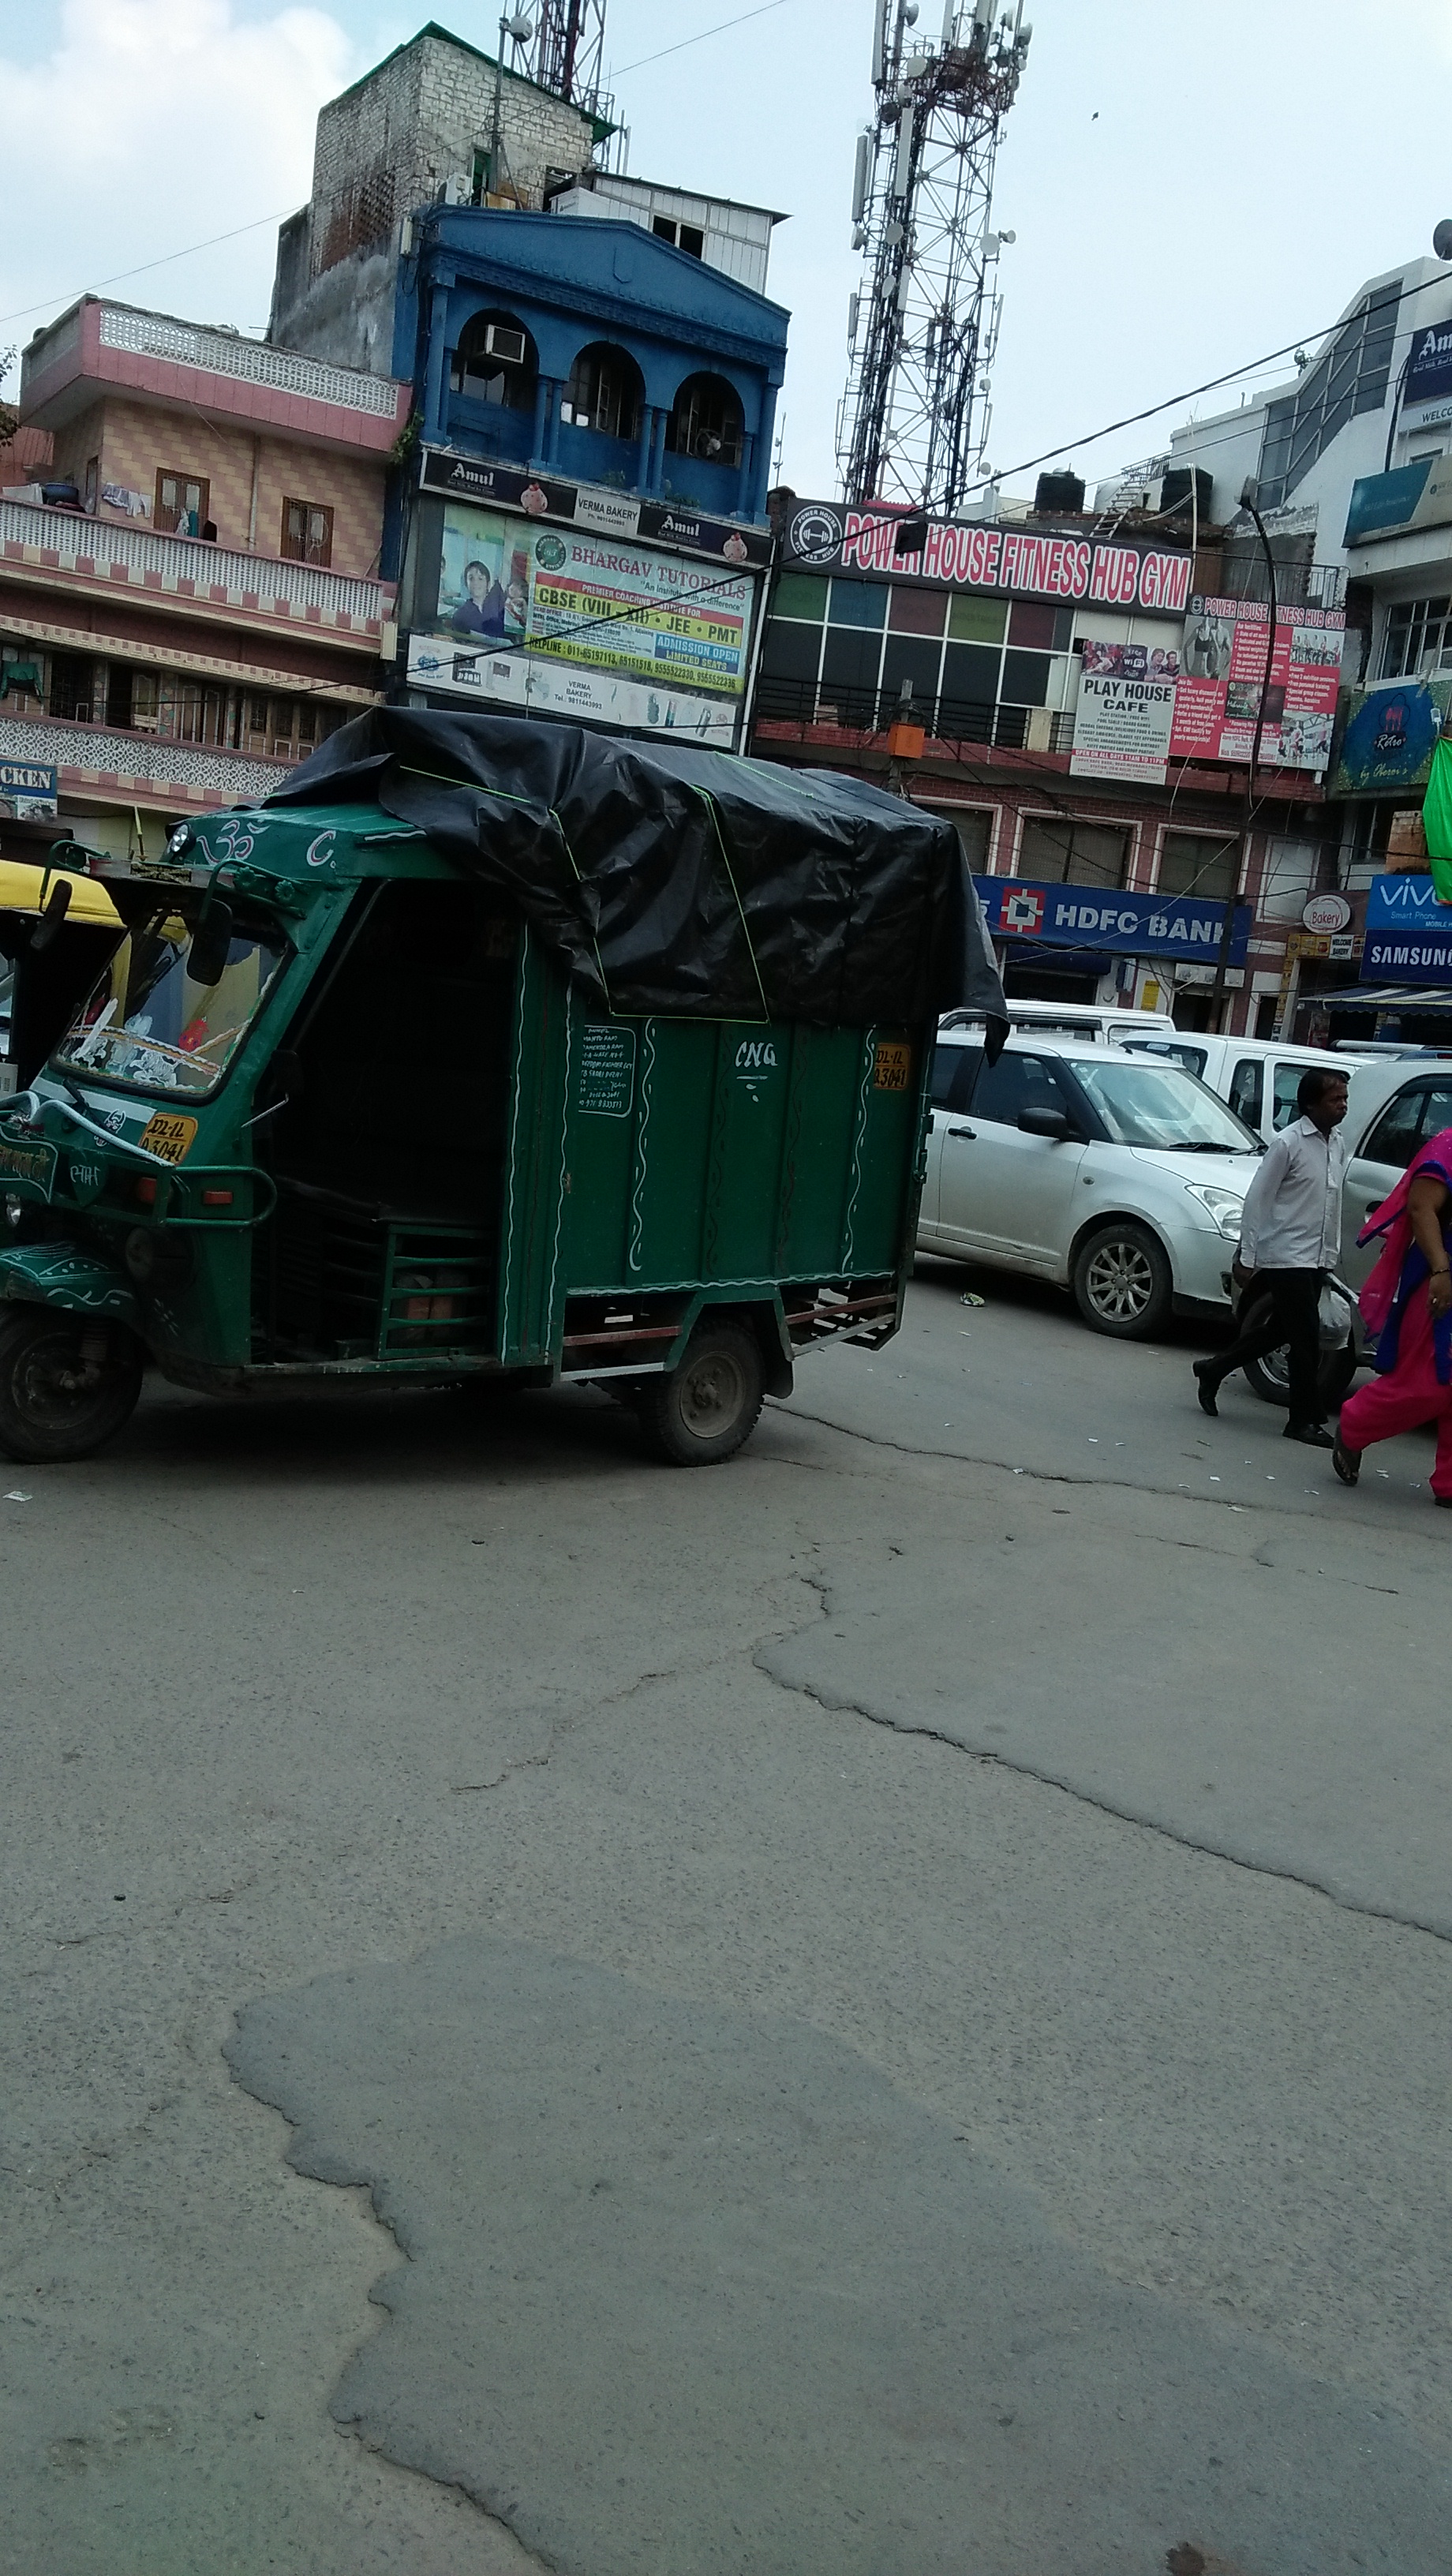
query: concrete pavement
3 1264 1450 2571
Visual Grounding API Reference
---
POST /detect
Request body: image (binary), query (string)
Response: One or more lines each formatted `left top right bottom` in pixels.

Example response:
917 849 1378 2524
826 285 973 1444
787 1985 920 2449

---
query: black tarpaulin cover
267 709 1007 1040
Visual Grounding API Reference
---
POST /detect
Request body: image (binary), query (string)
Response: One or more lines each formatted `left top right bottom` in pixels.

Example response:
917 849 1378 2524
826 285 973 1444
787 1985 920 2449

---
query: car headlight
1183 1182 1244 1239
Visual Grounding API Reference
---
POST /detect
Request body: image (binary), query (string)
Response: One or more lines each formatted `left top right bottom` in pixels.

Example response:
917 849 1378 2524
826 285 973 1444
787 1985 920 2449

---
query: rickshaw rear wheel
637 1320 765 1466
0 1310 144 1463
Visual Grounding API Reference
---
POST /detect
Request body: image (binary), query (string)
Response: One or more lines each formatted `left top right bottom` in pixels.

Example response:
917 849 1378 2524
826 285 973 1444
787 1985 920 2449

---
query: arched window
664 372 745 468
562 343 644 443
451 310 538 411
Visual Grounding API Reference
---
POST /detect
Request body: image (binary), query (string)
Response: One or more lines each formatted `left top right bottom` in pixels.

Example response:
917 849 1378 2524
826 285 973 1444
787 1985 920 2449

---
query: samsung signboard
1362 871 1452 983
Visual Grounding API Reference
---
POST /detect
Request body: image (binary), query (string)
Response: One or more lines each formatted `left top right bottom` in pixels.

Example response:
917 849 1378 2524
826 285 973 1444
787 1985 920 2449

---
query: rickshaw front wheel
0 1309 144 1463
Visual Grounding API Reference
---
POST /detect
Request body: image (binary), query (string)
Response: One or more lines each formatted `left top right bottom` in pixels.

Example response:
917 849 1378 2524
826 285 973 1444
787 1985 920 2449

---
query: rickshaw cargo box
267 709 1005 1032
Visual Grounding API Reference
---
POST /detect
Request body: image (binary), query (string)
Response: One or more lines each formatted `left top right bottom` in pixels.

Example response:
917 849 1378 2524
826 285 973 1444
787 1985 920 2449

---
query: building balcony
21 298 410 458
0 496 395 649
438 395 766 524
0 706 298 815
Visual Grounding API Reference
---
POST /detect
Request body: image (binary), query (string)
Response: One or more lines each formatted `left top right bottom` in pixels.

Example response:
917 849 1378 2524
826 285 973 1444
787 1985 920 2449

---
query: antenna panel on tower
836 0 1031 515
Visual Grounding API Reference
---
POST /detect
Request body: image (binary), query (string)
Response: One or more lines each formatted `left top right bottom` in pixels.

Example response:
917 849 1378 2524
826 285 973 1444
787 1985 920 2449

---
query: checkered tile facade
49 399 386 577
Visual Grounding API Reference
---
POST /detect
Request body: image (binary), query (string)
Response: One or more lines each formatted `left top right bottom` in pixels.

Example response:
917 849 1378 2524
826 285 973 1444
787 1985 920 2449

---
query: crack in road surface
755 1567 1452 1948
226 1934 1452 2576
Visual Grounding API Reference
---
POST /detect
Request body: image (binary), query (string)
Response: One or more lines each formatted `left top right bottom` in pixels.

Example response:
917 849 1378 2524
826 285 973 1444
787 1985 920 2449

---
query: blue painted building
267 24 790 746
399 204 788 526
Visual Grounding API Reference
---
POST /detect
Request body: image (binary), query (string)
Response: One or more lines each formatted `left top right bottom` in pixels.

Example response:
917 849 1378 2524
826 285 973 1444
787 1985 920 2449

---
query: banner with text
1361 870 1452 981
1169 596 1343 773
780 498 1191 612
408 501 760 746
974 875 1250 964
1070 636 1181 785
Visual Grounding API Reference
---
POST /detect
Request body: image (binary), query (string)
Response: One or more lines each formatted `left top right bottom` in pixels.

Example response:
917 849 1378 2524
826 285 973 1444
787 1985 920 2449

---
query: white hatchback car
918 1029 1262 1337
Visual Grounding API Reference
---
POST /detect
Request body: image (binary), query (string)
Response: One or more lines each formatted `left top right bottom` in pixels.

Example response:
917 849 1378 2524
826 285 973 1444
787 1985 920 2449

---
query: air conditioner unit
485 323 528 365
441 171 471 205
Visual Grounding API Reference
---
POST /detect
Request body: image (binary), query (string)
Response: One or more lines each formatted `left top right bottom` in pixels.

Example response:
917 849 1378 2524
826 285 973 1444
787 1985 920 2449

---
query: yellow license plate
873 1042 911 1092
138 1111 198 1165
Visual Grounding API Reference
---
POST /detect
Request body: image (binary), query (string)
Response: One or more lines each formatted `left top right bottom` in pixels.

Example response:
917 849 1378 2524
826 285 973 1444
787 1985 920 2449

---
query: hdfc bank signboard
781 500 1191 612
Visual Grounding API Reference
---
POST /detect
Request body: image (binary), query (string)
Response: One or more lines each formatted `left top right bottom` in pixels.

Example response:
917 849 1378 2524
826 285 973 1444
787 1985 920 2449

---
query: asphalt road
3 1258 1450 2573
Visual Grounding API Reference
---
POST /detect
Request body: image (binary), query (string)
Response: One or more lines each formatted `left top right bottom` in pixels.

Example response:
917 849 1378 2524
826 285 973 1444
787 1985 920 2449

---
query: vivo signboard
1363 872 1452 983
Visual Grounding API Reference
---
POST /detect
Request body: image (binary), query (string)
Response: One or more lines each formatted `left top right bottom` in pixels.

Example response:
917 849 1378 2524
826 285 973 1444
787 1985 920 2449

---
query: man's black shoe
1283 1421 1334 1448
1192 1360 1219 1417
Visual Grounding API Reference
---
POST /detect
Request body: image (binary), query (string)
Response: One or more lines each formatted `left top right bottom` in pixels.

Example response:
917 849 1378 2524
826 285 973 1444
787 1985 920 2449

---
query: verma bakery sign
783 499 1192 612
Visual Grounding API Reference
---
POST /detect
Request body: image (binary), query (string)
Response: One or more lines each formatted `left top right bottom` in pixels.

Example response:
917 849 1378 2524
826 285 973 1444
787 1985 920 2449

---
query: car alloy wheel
1072 1219 1173 1340
1085 1237 1155 1324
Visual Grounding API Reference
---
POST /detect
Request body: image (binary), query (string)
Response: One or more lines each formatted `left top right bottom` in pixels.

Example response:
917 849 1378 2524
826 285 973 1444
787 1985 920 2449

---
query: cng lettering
735 1040 777 1071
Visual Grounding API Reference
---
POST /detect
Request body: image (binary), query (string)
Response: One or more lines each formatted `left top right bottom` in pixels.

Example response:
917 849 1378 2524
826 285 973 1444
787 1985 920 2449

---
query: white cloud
0 0 356 392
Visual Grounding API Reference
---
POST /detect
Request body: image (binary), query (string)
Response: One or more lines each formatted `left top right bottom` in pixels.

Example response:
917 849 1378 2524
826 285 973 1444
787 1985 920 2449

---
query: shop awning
1324 985 1452 1011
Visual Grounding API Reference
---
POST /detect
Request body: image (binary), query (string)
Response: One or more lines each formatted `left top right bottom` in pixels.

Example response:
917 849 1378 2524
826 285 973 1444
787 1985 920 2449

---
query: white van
1107 1034 1376 1149
943 999 1177 1046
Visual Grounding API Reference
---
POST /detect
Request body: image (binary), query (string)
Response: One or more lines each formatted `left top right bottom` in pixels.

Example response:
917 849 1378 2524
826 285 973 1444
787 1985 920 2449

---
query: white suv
918 1030 1262 1336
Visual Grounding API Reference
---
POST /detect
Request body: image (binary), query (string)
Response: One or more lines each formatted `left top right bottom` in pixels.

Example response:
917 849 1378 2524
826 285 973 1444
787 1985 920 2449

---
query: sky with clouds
6 0 1452 503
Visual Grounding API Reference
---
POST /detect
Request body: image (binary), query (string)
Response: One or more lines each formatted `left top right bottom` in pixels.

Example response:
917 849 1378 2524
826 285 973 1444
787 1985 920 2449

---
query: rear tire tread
638 1320 765 1467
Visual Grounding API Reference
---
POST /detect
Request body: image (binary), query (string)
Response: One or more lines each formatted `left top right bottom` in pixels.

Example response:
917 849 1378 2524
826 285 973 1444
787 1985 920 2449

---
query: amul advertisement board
407 500 760 745
1169 596 1344 773
780 497 1192 612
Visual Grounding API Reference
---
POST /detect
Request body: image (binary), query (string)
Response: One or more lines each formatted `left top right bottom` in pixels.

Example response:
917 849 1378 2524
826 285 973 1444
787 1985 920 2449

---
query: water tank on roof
1159 466 1213 527
1034 470 1085 515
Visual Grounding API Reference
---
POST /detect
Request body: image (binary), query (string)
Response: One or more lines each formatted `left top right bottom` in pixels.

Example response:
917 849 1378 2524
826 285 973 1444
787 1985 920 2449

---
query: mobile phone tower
530 0 608 110
837 0 1031 513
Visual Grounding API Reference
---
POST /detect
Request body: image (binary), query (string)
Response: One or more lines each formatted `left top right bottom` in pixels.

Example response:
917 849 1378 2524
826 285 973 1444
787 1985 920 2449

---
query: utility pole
1207 476 1277 1034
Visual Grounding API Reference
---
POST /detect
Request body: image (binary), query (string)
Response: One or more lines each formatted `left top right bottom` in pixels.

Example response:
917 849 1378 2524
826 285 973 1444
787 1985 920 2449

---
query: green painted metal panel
558 989 925 1300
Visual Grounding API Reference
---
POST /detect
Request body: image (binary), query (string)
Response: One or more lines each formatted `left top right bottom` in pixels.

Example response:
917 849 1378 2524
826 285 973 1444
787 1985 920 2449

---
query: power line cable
435 560 754 665
0 208 298 334
611 0 799 80
960 279 1428 503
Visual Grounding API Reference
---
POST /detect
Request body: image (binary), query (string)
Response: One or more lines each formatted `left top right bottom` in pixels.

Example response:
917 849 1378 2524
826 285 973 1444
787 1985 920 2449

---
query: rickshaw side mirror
30 878 73 955
188 901 235 990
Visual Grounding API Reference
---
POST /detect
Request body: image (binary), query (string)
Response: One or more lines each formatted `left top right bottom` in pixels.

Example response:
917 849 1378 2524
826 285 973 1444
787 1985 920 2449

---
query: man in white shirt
1192 1065 1350 1447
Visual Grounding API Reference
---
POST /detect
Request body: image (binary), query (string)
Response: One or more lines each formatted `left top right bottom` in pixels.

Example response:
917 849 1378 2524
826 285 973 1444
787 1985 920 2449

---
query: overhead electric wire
439 562 754 665
0 208 298 334
610 0 799 80
959 276 1423 504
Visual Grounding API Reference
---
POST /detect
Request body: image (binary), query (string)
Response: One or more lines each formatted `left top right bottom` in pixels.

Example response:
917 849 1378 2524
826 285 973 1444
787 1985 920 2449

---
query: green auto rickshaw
0 714 1003 1466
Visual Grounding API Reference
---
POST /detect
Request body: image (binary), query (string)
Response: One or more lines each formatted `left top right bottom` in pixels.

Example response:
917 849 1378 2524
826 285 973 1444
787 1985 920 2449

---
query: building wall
552 178 778 294
45 399 385 573
272 28 600 371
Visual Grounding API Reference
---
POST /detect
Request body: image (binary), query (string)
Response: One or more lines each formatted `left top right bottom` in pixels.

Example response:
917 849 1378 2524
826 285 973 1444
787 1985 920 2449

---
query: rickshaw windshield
54 911 288 1098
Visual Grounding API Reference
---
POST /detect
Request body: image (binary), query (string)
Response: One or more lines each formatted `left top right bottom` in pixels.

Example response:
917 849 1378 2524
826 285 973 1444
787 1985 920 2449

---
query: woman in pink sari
1334 1127 1452 1498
